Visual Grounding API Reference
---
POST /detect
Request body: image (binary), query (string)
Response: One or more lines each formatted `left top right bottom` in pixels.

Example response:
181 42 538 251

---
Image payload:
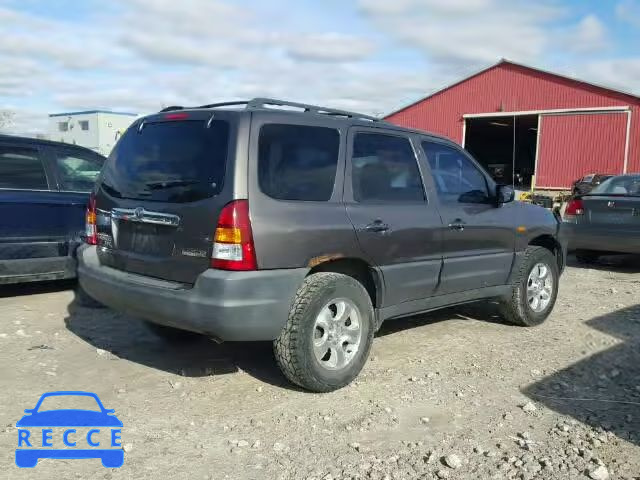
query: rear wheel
575 249 600 264
145 322 203 343
500 246 559 327
274 272 374 392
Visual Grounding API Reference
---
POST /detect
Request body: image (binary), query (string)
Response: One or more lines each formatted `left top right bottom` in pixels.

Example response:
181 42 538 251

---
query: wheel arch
528 234 564 271
307 257 382 309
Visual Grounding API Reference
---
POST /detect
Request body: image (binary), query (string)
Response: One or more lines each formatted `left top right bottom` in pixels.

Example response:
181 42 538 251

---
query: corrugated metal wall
386 62 640 187
536 113 628 188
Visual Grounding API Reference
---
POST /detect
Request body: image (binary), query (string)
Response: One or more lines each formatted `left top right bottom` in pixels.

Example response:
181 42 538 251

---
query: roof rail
247 98 381 122
178 98 382 122
197 100 251 109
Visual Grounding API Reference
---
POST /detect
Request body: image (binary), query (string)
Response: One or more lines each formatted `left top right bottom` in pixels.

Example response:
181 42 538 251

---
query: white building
48 110 138 156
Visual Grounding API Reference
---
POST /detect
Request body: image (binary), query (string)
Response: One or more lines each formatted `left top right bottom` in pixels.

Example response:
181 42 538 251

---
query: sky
0 0 639 135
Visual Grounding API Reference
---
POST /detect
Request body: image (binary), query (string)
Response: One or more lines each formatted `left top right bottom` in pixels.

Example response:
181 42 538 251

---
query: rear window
591 175 640 196
258 124 339 201
100 120 229 202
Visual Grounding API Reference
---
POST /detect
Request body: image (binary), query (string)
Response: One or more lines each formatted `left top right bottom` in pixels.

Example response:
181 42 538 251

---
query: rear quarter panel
247 112 364 270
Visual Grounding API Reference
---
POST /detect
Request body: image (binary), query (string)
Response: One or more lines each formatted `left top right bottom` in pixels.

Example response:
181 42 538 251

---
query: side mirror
24 409 34 414
496 184 515 204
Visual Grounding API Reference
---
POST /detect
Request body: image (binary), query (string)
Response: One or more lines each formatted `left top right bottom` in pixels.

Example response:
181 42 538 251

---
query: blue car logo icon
16 391 124 468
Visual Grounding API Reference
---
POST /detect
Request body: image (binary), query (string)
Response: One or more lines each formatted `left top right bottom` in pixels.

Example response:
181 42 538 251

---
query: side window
258 124 339 201
351 133 425 203
421 141 489 204
0 145 48 190
55 149 104 191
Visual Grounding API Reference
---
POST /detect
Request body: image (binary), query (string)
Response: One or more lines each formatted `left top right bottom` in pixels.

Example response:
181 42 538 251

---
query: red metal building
385 60 640 190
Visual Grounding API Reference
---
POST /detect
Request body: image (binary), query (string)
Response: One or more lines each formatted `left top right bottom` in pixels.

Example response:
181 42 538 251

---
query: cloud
0 0 638 140
284 33 376 62
616 0 640 26
357 0 563 65
578 58 640 95
357 0 494 16
566 15 609 53
0 6 109 70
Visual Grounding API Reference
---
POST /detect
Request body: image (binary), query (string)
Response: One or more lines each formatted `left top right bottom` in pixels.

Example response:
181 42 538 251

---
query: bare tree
0 110 15 132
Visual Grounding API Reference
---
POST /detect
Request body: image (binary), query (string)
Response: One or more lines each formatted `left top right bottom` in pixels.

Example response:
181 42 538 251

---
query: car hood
16 410 123 427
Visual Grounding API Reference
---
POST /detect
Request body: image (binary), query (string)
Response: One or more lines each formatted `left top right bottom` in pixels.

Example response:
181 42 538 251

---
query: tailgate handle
111 207 180 227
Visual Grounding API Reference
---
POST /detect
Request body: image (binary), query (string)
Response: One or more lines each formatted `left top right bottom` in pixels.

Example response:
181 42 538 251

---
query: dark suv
77 99 566 392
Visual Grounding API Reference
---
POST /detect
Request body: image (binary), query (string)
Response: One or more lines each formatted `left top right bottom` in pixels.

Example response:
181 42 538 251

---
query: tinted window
100 120 229 203
591 175 640 196
352 133 424 203
259 124 339 201
55 149 104 191
0 146 48 190
422 141 489 204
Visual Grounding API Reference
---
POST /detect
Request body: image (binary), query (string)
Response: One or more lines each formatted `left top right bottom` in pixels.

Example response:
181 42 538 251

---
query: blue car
0 134 105 285
16 391 123 468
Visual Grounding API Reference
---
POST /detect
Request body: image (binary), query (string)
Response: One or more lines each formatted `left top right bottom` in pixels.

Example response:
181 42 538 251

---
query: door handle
448 219 465 231
363 220 390 233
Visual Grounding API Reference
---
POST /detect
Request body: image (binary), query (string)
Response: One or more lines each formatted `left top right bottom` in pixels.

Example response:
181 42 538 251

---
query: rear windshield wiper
145 180 201 190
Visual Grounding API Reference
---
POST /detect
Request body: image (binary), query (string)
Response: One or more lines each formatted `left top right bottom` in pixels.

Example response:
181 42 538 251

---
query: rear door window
258 124 339 201
55 148 104 192
351 133 425 203
100 120 229 202
0 145 49 190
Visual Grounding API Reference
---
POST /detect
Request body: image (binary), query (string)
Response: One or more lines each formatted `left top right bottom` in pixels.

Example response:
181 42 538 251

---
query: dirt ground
1 255 639 480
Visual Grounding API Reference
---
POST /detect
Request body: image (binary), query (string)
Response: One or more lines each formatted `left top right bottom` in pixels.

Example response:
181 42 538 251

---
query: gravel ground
1 255 639 480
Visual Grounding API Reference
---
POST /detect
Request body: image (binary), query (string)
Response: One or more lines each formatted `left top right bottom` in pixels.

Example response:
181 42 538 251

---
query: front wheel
500 246 559 327
274 272 374 392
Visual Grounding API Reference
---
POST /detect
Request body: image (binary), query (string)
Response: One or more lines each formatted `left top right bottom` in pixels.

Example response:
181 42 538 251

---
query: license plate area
590 210 638 225
116 222 175 256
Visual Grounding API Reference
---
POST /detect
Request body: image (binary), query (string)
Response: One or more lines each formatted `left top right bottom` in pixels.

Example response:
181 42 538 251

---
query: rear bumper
564 223 640 254
77 245 308 341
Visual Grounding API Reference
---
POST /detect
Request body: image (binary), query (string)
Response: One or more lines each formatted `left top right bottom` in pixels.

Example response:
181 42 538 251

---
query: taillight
565 198 584 216
211 200 257 271
85 192 97 245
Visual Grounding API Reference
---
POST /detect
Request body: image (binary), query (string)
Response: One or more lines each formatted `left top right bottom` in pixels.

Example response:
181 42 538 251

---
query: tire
74 284 105 308
274 272 374 392
145 322 203 343
575 249 600 264
500 246 559 327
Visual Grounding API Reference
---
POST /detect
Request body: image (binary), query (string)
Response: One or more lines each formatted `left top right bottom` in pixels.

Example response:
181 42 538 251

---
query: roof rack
186 98 382 122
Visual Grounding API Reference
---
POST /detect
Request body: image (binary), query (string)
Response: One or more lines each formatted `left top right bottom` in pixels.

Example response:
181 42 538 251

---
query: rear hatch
94 110 237 284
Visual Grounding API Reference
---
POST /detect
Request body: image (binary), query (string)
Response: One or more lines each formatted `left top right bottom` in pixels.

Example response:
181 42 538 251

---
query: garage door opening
465 115 538 189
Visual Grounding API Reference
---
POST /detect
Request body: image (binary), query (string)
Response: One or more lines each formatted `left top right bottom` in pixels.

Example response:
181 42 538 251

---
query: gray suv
77 98 566 392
